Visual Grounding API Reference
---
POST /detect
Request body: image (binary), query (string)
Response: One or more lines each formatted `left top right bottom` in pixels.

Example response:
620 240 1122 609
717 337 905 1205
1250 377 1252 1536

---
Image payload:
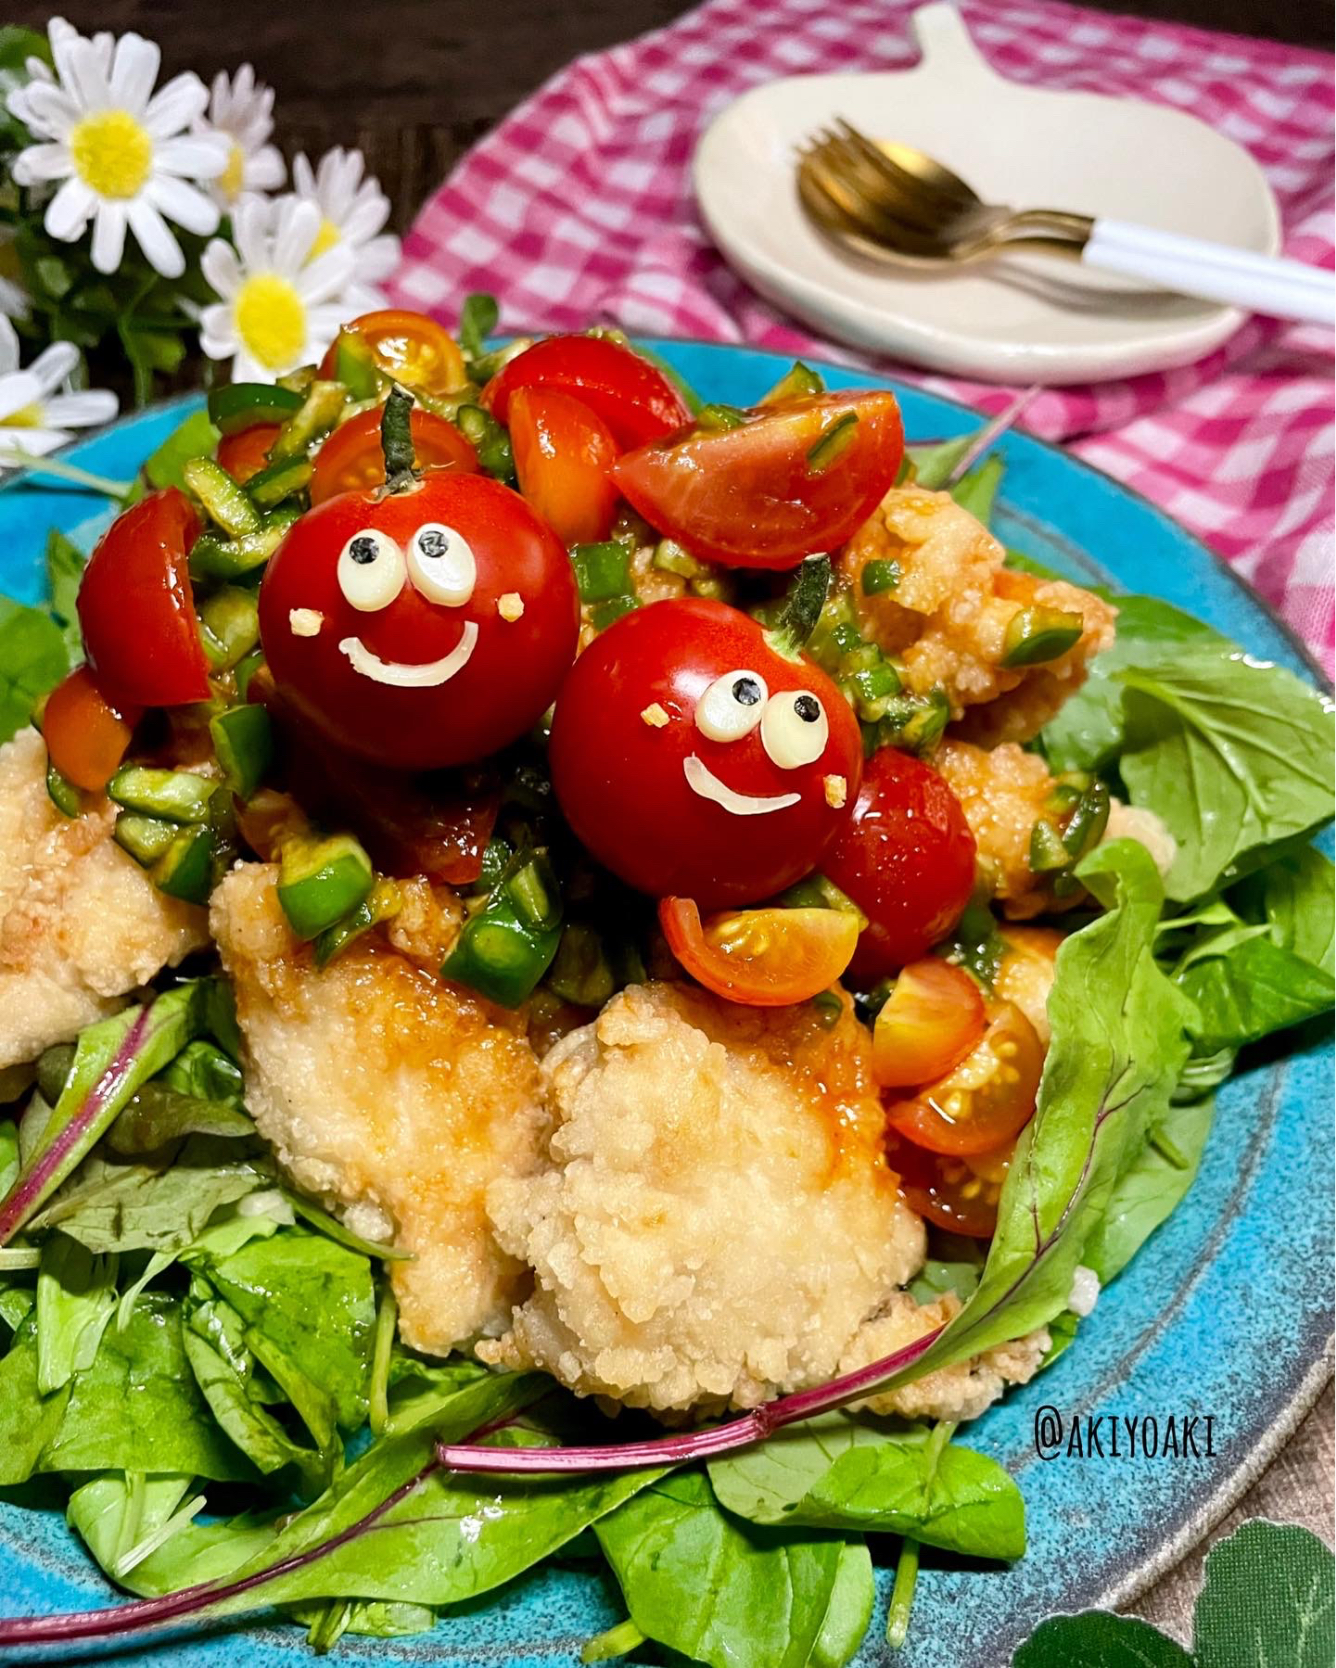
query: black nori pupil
732 677 761 706
794 694 820 722
349 535 378 565
417 528 449 558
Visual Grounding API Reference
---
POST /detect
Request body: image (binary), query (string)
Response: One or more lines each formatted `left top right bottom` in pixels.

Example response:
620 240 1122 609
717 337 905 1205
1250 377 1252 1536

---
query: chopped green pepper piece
441 889 560 1007
592 594 639 631
245 455 313 509
652 539 704 578
455 404 515 482
1061 779 1111 861
108 766 216 825
234 648 265 701
1000 606 1084 669
114 812 178 867
268 381 347 462
546 922 615 1007
330 330 384 400
207 383 305 436
806 411 858 474
183 457 261 537
151 822 214 904
210 704 273 799
506 852 562 934
188 508 299 582
475 834 512 894
810 990 843 1027
775 872 869 930
198 585 260 671
1029 818 1071 874
314 877 402 968
759 361 824 406
570 541 631 603
861 558 901 596
45 760 81 818
694 403 748 432
277 833 375 941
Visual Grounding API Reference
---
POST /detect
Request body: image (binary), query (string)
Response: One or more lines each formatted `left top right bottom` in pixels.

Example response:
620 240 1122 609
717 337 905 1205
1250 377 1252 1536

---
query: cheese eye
337 528 405 612
696 669 768 742
761 689 828 768
407 522 477 607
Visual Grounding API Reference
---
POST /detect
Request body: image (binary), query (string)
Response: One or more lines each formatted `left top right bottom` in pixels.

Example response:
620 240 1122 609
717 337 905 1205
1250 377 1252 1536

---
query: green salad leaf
0 1311 72 1483
143 408 221 492
34 1234 118 1393
44 529 85 662
0 597 69 745
1176 934 1334 1053
1231 846 1335 978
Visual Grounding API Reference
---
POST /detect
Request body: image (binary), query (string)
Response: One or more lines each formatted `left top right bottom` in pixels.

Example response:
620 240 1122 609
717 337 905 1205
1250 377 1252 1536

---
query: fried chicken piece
840 487 1115 743
995 926 1064 1046
935 738 1061 920
210 863 548 1354
0 728 208 1070
481 981 927 1414
840 1292 1051 1423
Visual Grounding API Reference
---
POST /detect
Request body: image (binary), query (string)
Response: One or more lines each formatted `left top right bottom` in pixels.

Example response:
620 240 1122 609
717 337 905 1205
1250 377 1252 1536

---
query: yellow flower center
68 110 153 200
309 217 342 259
234 274 307 371
219 141 247 203
0 401 43 429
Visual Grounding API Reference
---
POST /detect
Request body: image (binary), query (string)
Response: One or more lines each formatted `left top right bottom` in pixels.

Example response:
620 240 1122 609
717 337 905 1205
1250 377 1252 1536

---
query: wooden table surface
12 0 1335 1648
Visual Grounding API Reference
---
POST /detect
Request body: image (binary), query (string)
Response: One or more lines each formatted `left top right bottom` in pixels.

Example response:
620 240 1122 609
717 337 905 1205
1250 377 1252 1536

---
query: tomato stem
765 554 831 660
380 385 418 491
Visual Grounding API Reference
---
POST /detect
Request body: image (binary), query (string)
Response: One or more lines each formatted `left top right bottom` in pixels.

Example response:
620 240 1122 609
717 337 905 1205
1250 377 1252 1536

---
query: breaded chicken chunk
0 728 208 1071
840 487 1115 743
482 981 928 1414
935 738 1062 919
210 862 547 1354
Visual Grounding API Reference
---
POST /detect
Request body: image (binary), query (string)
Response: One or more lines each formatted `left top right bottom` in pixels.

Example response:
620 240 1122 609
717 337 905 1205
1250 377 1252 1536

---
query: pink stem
0 1006 150 1246
435 1325 945 1474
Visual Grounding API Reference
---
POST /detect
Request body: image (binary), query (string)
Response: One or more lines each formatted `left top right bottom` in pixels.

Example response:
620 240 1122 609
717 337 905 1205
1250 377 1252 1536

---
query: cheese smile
683 754 800 816
338 622 479 688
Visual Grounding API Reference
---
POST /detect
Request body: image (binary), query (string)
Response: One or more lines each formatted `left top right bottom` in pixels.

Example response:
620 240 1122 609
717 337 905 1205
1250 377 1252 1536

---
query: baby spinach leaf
34 1233 117 1392
949 452 1004 525
291 1599 437 1648
1177 934 1334 1053
0 1119 18 1195
42 1292 253 1480
1040 594 1228 775
159 1038 246 1107
0 1313 71 1484
0 598 68 745
1014 1613 1192 1666
44 528 86 662
1117 649 1335 901
909 1233 987 1306
709 1414 1024 1558
66 1472 202 1584
811 1542 875 1668
106 1082 254 1155
1194 1520 1334 1668
1232 845 1335 977
144 408 221 492
596 1470 865 1668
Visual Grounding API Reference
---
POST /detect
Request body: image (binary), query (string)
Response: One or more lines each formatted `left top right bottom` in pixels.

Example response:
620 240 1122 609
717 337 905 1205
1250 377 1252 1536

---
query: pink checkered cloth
388 0 1336 675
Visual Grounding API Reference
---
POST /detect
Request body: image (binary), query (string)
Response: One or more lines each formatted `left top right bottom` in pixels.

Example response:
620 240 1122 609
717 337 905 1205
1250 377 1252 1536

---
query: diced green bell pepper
45 760 81 818
114 811 178 867
1061 779 1111 861
570 541 631 603
207 383 305 436
277 834 375 941
188 508 299 582
329 330 384 401
313 878 402 969
454 404 515 482
198 586 260 671
759 361 824 405
806 411 858 474
1029 818 1071 874
546 922 615 1008
1000 606 1084 669
210 703 273 800
592 594 639 632
861 558 901 596
245 455 313 509
268 381 348 462
108 767 216 825
183 457 261 537
151 822 214 903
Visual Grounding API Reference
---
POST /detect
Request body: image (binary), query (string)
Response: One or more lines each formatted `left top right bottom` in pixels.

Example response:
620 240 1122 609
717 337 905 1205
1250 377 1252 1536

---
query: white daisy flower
199 195 355 383
291 147 399 311
7 16 228 280
200 63 284 210
0 315 117 470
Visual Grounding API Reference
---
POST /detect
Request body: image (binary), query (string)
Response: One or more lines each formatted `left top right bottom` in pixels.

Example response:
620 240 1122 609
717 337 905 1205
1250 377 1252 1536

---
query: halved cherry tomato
510 387 619 546
482 335 689 449
216 423 280 484
612 390 904 570
659 897 858 1007
823 747 976 977
318 309 467 398
873 959 985 1089
77 488 210 707
887 1130 1012 1238
309 407 478 506
884 998 1043 1157
42 666 141 791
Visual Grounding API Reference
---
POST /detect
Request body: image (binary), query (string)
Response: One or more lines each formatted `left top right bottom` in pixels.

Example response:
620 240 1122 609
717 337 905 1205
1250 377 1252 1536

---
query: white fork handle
1083 219 1334 325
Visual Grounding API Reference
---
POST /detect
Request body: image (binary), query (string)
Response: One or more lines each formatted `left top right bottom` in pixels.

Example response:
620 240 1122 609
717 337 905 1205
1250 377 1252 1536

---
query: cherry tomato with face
872 958 986 1089
310 407 478 506
659 897 859 1007
509 387 619 547
258 469 579 771
612 390 904 570
883 997 1044 1157
77 488 211 708
823 746 976 978
319 309 467 399
549 596 862 909
482 335 690 450
42 666 142 791
886 1130 1012 1238
216 423 280 483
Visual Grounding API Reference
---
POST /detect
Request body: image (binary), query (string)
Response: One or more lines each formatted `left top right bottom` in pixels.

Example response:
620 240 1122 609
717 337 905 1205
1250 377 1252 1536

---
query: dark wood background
9 0 1332 1643
9 0 1332 234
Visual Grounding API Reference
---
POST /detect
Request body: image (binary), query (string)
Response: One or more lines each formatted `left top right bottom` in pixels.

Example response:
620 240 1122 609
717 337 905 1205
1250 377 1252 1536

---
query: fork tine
834 118 975 215
804 132 945 232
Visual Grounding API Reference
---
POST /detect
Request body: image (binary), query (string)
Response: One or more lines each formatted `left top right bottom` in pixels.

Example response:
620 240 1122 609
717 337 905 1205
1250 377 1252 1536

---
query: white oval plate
692 3 1280 384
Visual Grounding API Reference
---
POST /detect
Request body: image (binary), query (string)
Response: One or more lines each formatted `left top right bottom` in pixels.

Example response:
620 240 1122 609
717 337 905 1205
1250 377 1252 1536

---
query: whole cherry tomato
77 488 211 707
42 666 141 791
823 747 976 978
884 997 1043 1157
482 335 689 449
549 596 862 908
886 1130 1012 1238
217 423 279 483
310 407 478 506
319 309 467 398
613 390 904 569
659 897 859 1007
510 387 619 546
872 958 986 1089
258 467 579 771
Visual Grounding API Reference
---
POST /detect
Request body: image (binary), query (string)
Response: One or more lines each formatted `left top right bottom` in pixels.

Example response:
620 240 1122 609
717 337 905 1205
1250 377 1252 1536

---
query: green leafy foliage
1177 934 1334 1053
43 529 85 661
34 1234 117 1392
1232 846 1335 977
0 597 68 744
144 409 222 491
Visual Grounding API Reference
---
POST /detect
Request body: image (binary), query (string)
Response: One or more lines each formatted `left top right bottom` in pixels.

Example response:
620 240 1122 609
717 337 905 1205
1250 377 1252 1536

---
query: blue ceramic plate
0 341 1331 1668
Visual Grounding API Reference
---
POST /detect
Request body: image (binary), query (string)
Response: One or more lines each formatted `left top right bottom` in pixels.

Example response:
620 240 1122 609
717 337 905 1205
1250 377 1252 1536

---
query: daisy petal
0 427 72 463
43 389 118 427
292 152 315 196
0 369 44 421
299 243 356 305
45 176 95 242
155 134 228 181
232 197 271 269
273 198 320 275
358 233 400 282
340 193 391 245
148 172 220 235
29 340 79 395
11 141 71 185
65 37 111 115
128 198 184 277
201 238 243 298
249 145 286 192
199 306 238 360
143 70 208 138
90 201 128 274
108 31 159 114
0 318 22 375
10 80 80 137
